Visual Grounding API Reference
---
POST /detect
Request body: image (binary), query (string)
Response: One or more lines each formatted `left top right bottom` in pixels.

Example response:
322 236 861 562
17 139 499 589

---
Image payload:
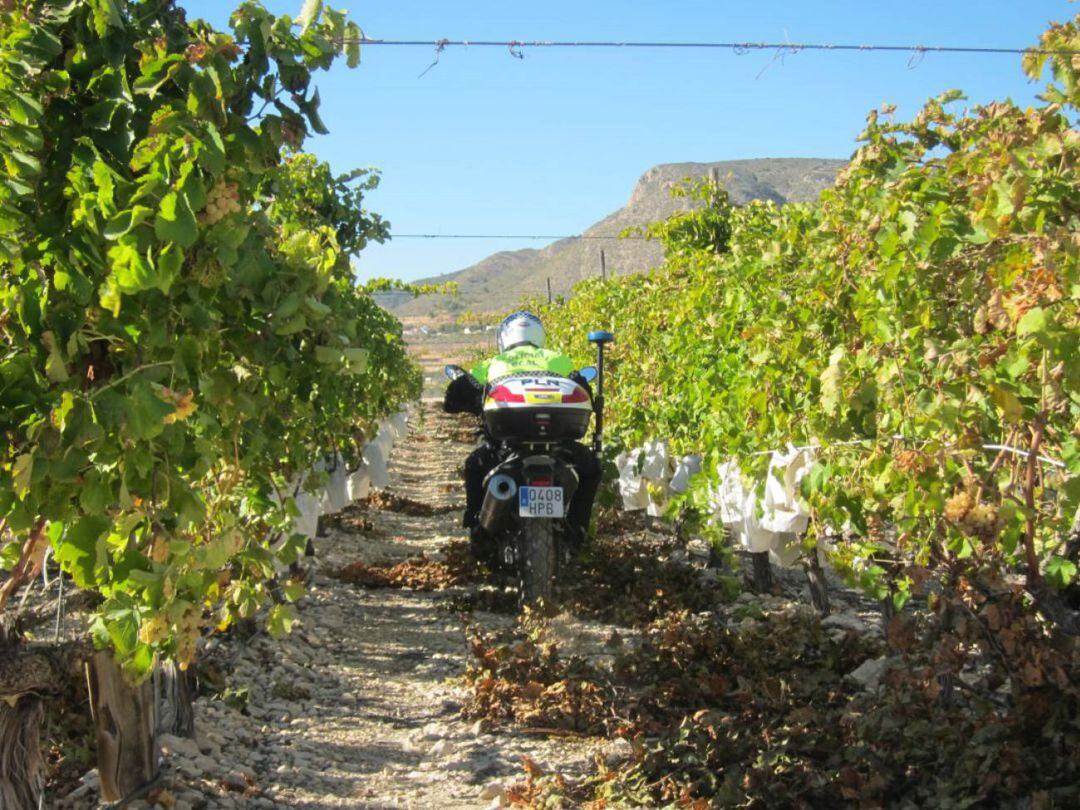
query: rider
443 311 601 564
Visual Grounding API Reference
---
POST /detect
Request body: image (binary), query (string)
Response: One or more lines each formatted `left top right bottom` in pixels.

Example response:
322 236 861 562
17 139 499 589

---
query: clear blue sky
181 0 1070 283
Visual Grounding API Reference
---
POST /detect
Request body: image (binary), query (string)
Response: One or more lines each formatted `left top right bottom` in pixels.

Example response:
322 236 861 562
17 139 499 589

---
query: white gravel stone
428 739 455 758
160 733 202 759
847 656 887 690
604 737 635 764
419 722 445 741
479 779 506 801
822 613 869 634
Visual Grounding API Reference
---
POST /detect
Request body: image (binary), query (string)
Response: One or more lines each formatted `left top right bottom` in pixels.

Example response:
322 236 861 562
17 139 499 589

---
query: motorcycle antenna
587 331 615 455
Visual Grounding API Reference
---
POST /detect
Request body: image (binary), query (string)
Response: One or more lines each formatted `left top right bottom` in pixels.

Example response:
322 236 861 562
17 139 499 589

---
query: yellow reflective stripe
472 360 491 385
477 348 574 381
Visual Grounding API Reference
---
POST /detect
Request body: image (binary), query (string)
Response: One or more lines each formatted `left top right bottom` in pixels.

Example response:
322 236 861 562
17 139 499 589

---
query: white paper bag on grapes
347 465 371 502
615 450 650 511
740 493 776 553
711 460 749 529
322 455 349 514
669 454 703 494
292 489 322 540
363 440 390 489
760 446 813 535
646 481 669 518
768 532 803 568
274 474 318 539
389 410 409 441
376 421 395 455
711 460 773 553
639 439 672 483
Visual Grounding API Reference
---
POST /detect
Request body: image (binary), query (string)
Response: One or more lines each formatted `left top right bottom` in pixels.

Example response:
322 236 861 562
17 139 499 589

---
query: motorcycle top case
483 374 593 441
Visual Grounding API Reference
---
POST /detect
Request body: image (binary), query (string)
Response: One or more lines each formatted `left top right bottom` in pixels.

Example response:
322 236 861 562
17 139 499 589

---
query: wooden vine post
86 651 159 802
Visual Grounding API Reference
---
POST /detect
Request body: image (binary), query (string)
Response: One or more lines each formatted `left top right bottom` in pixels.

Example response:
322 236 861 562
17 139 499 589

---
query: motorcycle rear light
531 477 553 486
488 384 525 404
562 387 589 404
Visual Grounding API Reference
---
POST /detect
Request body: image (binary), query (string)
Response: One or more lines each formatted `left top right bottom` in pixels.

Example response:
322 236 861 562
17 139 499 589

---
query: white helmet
497 311 545 352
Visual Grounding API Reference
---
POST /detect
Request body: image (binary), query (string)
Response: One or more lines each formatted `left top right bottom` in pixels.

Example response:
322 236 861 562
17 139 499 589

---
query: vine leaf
124 381 175 440
12 453 34 500
297 0 324 33
104 206 152 240
90 0 124 37
41 331 69 383
1046 556 1078 588
989 384 1024 423
268 603 297 637
155 191 198 249
345 22 362 68
54 516 109 589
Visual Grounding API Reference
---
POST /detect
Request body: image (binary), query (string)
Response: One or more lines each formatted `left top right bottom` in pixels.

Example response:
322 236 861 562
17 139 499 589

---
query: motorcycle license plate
519 486 564 518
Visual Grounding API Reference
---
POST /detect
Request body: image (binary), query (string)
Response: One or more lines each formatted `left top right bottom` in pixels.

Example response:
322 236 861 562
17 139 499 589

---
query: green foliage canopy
542 16 1079 607
0 0 419 675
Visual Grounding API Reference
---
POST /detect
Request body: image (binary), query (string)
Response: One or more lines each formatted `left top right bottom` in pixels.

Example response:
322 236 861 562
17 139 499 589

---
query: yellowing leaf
51 391 76 432
12 453 33 499
162 388 197 424
820 347 845 415
989 384 1024 423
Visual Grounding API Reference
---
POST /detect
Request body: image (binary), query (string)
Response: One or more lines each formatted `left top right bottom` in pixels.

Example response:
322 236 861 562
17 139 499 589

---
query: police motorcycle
444 331 614 603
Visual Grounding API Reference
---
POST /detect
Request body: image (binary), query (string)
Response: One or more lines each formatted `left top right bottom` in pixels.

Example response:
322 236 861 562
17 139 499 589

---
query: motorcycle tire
517 518 557 605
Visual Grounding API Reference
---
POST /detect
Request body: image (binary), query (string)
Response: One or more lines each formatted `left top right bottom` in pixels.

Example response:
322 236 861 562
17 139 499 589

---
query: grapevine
0 0 419 677
532 16 1080 805
542 16 1079 614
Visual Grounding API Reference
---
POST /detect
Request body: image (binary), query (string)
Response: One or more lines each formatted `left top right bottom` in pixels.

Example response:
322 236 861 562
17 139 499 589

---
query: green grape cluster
174 606 202 671
201 180 242 225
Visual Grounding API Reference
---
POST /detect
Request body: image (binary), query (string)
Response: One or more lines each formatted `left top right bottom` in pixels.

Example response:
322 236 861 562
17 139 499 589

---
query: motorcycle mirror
444 364 466 380
577 366 598 383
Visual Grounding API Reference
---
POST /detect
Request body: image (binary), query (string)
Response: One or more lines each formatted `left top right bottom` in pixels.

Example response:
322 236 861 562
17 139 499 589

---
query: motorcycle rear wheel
517 518 557 605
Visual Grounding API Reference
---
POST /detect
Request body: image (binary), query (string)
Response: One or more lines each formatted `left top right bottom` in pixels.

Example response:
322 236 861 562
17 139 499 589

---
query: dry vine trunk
86 651 159 802
155 659 195 738
0 617 50 810
751 551 773 592
802 550 831 616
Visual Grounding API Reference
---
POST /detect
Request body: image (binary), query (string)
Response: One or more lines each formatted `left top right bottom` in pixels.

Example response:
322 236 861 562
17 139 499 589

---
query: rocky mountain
384 158 846 320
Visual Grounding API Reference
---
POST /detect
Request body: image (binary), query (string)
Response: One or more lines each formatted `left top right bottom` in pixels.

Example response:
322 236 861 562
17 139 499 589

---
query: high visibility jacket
471 345 574 385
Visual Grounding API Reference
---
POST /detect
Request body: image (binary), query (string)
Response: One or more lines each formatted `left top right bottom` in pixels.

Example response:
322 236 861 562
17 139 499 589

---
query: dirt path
62 394 599 810
242 402 596 809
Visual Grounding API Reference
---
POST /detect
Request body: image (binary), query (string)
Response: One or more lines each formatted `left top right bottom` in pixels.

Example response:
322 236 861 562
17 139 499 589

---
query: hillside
385 158 845 320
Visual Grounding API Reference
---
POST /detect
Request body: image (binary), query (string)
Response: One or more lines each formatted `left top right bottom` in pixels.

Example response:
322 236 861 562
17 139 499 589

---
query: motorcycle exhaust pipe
479 474 517 533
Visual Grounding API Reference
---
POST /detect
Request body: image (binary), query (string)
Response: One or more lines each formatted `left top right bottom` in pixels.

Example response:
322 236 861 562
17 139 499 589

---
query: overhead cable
346 37 1080 58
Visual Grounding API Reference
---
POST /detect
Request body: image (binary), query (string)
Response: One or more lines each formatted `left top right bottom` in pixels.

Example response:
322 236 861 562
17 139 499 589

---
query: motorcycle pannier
482 374 593 441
